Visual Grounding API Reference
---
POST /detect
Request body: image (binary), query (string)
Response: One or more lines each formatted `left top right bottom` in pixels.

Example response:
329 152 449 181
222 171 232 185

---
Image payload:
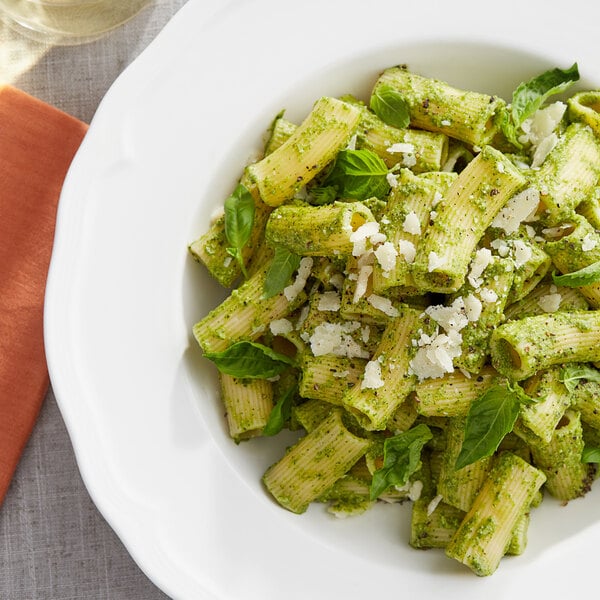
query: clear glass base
0 0 152 46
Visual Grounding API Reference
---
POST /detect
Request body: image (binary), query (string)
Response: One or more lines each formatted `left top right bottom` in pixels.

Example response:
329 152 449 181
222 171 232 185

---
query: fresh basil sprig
309 185 337 205
455 384 525 470
263 384 297 436
204 341 295 379
370 85 411 129
582 445 600 464
551 260 600 288
224 183 255 278
323 149 390 201
501 63 579 148
559 364 600 393
263 246 301 298
370 424 432 500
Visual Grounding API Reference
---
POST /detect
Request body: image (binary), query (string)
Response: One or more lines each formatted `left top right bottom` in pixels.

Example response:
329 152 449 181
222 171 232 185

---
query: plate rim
44 1 600 598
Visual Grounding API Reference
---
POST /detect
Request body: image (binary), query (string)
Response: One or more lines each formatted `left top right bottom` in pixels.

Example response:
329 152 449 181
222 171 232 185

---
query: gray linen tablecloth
0 2 190 597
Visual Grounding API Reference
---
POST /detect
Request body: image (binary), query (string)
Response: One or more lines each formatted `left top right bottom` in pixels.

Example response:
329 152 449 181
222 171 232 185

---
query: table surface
0 3 189 598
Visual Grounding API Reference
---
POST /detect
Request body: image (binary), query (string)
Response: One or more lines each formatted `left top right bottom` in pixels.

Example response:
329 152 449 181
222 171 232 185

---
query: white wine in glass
0 0 152 45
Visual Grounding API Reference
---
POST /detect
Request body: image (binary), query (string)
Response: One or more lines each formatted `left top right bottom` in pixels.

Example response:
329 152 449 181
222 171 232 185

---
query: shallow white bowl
45 0 600 598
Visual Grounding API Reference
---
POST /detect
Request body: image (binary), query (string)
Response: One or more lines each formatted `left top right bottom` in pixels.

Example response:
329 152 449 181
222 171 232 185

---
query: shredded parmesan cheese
270 318 293 336
361 360 385 390
538 292 562 313
402 211 421 235
427 251 446 272
284 257 313 302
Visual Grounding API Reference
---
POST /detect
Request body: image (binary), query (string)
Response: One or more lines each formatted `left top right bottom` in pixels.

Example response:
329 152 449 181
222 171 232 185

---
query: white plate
45 0 600 598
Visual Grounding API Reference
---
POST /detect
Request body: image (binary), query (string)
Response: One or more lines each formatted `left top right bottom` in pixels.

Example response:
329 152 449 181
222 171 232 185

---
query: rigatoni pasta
189 61 600 577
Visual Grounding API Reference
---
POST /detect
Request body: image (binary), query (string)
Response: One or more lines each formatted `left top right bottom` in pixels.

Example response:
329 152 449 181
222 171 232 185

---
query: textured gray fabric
0 389 170 599
0 2 190 597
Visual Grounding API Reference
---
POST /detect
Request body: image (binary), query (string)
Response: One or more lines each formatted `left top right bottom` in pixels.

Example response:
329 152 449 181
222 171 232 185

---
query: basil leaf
370 85 411 129
502 63 579 149
263 384 296 436
508 381 539 405
324 149 390 200
455 384 521 470
224 183 255 278
309 185 337 205
559 364 600 393
511 63 579 127
582 446 600 464
204 341 295 379
498 109 521 149
370 424 432 500
551 261 600 288
263 246 301 298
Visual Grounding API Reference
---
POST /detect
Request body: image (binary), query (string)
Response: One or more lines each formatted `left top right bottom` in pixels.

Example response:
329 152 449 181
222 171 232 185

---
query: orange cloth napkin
0 86 88 506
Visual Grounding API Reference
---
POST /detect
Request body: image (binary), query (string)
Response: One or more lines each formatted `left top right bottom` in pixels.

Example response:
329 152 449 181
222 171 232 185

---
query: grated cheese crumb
427 494 444 516
463 294 483 322
490 238 510 257
361 360 385 390
538 293 562 313
387 142 415 154
467 248 494 288
317 291 341 312
512 240 532 267
427 251 446 272
491 187 540 234
309 322 369 359
332 370 349 379
353 265 373 303
582 233 598 252
284 257 313 302
361 325 371 344
402 211 422 235
409 297 471 381
270 318 293 336
366 294 400 317
408 480 423 501
386 172 399 188
375 241 398 273
398 240 417 264
479 287 499 303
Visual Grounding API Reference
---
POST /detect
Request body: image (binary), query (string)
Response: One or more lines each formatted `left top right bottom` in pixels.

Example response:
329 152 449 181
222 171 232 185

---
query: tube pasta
372 169 456 295
507 237 552 303
262 408 370 514
372 67 505 146
415 366 496 418
529 410 594 501
529 123 600 226
453 257 515 373
189 63 600 576
567 90 600 135
572 380 600 430
504 281 589 320
437 418 493 512
412 146 526 293
445 452 546 576
193 262 307 354
345 95 450 173
265 201 376 257
490 311 600 380
342 306 424 431
544 214 600 308
220 373 273 441
188 112 297 287
517 368 573 444
298 354 367 405
247 97 361 207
